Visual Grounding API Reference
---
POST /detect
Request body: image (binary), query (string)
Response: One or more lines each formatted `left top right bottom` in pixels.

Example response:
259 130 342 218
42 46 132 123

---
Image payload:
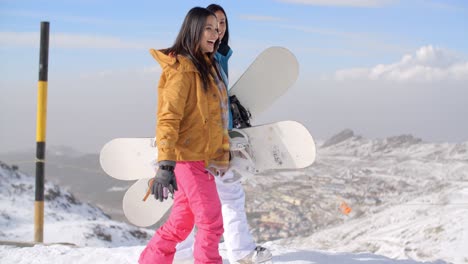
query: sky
0 0 467 153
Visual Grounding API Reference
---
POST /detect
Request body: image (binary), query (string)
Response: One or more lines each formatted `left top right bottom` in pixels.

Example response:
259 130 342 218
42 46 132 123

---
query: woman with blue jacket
210 4 272 264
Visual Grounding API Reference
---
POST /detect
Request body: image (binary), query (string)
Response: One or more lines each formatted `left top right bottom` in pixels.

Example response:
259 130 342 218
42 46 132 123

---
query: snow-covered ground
1 129 467 263
0 242 448 264
282 184 468 263
238 131 468 264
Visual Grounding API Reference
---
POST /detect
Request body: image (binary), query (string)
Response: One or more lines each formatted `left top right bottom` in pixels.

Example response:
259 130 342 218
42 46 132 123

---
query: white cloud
77 65 161 80
0 32 146 49
0 9 140 27
282 25 409 56
415 0 465 12
239 15 285 22
334 45 468 82
276 0 394 7
53 33 146 49
281 25 358 38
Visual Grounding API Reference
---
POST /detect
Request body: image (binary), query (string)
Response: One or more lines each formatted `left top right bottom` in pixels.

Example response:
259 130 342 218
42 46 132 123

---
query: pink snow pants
138 161 224 264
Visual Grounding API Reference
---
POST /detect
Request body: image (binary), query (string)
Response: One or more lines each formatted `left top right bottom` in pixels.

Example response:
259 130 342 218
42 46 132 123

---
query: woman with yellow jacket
139 7 229 264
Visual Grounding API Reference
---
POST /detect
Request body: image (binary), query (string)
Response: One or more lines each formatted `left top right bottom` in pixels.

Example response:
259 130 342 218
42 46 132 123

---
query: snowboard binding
226 129 257 183
230 95 252 129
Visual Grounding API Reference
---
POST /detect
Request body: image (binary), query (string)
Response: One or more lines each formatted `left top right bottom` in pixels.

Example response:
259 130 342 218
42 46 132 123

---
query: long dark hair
207 4 229 44
164 7 220 91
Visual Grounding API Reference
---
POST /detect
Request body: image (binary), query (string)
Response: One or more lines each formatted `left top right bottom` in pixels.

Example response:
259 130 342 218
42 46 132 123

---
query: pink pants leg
139 161 223 264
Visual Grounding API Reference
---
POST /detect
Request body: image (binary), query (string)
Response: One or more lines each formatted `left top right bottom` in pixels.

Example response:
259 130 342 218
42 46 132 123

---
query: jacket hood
149 49 197 72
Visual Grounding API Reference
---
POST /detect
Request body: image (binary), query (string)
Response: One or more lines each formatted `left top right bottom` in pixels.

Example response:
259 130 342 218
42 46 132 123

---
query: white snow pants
216 170 256 263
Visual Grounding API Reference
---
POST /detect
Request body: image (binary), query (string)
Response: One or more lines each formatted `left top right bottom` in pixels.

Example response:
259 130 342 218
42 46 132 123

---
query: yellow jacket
150 49 229 166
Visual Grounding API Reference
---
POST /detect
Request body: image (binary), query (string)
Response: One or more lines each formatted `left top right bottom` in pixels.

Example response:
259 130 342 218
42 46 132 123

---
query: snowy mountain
0 149 131 222
0 161 153 247
282 184 468 263
1 129 466 263
242 130 468 263
1 160 449 264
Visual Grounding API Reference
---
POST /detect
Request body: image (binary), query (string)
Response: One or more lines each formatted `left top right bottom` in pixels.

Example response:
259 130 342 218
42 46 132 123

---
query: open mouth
206 40 217 50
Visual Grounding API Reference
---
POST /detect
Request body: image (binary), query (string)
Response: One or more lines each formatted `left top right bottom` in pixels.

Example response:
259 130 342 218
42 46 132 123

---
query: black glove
151 160 178 202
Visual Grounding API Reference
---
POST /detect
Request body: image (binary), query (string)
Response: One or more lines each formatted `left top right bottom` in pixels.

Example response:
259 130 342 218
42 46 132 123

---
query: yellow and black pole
34 21 49 243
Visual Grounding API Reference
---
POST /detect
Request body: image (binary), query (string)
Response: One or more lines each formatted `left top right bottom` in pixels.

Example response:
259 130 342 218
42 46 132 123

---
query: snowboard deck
123 178 172 227
100 120 316 181
100 138 156 181
100 46 305 227
103 121 316 227
237 120 315 173
229 46 299 120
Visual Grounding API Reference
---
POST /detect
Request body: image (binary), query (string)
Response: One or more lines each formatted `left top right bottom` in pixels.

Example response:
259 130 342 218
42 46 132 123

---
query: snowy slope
0 160 448 264
0 240 448 264
1 128 466 263
242 130 468 263
0 161 153 247
281 184 468 264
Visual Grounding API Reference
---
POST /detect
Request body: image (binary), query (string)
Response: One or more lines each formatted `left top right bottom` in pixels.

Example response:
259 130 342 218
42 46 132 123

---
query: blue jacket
215 47 233 129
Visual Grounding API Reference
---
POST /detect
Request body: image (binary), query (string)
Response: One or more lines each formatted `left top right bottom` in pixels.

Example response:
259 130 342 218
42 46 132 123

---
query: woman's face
200 15 219 53
215 10 226 41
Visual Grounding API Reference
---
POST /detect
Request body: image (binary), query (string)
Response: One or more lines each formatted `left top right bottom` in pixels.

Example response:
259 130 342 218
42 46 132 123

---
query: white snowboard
100 46 299 181
100 138 156 181
101 121 316 181
122 178 172 227
229 46 299 120
101 121 316 227
100 46 302 227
